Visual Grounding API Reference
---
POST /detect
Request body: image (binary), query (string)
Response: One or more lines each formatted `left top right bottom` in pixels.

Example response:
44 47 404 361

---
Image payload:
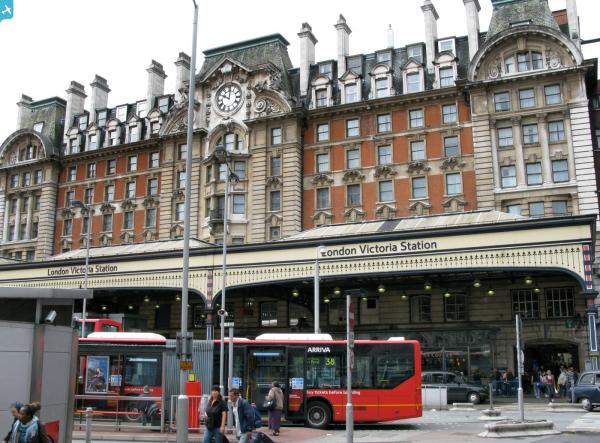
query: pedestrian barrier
421 386 448 410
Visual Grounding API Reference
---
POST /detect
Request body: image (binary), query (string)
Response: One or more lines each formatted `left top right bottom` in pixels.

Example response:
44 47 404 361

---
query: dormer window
406 73 421 93
377 51 391 63
319 63 332 77
437 38 455 54
151 121 160 135
78 115 88 131
375 78 389 98
158 97 170 113
33 122 44 133
439 67 454 87
316 89 328 107
407 45 423 63
348 56 362 71
70 137 79 154
97 111 107 127
136 101 147 118
216 132 243 152
130 126 139 143
109 130 119 146
116 105 127 122
345 83 358 103
89 134 98 150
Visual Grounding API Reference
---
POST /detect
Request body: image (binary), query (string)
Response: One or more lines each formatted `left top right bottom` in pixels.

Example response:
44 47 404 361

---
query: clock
216 83 242 112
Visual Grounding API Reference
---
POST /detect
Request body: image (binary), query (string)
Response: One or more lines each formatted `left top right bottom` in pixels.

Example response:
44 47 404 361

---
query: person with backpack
2 402 22 443
9 402 51 443
265 382 284 437
203 386 227 443
228 389 255 443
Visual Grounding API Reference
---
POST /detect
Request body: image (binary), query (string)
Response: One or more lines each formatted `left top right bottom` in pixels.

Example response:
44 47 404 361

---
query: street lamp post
314 246 324 334
71 200 92 338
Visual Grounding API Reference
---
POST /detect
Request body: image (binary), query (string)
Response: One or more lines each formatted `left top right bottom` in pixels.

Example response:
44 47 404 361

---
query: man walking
229 388 255 443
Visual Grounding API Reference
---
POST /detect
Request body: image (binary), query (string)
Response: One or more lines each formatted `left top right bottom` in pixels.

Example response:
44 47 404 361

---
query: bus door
246 348 286 411
285 346 306 420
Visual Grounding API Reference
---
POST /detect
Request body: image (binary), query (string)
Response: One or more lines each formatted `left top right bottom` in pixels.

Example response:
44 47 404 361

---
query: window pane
501 165 516 188
346 119 359 137
506 204 521 215
526 162 542 185
347 184 360 206
445 294 466 321
528 201 544 217
442 104 457 124
406 73 421 93
377 114 391 132
495 92 510 111
511 289 539 319
316 89 327 107
347 149 360 169
270 191 281 211
409 109 423 128
316 154 329 173
444 136 459 157
232 195 245 214
498 127 513 147
548 121 565 142
517 52 530 72
410 295 431 322
317 124 329 142
233 161 246 179
552 200 568 215
446 173 461 195
345 84 358 103
410 141 425 161
412 177 427 199
545 85 561 105
522 124 538 144
271 127 282 145
378 180 393 202
316 188 329 209
532 52 543 70
376 77 389 97
552 160 569 183
519 89 535 108
439 67 454 87
378 145 392 165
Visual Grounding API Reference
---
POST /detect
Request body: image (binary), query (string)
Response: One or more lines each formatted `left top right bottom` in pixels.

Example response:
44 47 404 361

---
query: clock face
216 83 242 112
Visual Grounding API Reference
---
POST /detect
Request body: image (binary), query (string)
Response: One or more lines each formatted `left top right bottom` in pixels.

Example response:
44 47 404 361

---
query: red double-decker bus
215 334 422 427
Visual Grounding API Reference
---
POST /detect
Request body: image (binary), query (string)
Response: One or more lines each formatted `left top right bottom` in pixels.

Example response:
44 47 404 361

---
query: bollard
489 383 494 410
85 407 93 443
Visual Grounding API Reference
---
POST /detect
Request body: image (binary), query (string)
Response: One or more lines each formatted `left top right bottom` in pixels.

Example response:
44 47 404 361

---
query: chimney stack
463 0 481 61
334 15 351 76
89 75 110 123
298 22 317 97
174 52 191 104
146 60 167 111
16 94 33 131
421 0 439 73
64 81 86 140
566 0 581 48
387 25 395 49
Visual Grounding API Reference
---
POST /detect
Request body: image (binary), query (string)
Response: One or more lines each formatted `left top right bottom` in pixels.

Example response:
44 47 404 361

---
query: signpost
515 314 525 422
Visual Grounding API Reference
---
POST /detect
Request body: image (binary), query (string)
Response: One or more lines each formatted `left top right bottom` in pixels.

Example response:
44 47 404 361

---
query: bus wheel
306 401 331 429
125 402 143 422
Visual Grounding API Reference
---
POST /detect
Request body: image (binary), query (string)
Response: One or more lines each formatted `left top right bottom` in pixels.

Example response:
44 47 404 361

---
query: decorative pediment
60 238 72 249
143 196 160 208
500 156 514 166
170 224 184 239
200 56 251 86
61 208 73 218
440 157 466 171
407 161 431 175
160 105 188 136
525 153 540 163
550 150 567 160
86 122 101 133
434 51 457 64
344 207 365 223
342 169 365 183
375 204 397 220
266 176 282 189
172 190 185 201
374 165 397 178
313 211 333 226
80 207 94 217
121 199 137 211
266 213 283 226
369 63 393 76
143 229 157 242
443 196 466 213
99 233 112 246
100 202 115 214
400 58 423 70
312 173 334 186
409 200 431 217
339 70 362 81
254 96 284 117
120 231 134 244
311 75 331 87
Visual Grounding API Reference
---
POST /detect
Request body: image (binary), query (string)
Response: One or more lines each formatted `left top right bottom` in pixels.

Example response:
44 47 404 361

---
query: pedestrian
543 370 555 402
265 382 284 436
2 402 22 443
566 366 576 402
228 388 255 443
203 386 227 443
9 402 51 443
557 367 567 398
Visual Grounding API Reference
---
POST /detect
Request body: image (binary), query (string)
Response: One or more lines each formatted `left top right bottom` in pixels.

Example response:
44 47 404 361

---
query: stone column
537 113 552 185
563 111 577 184
511 116 526 187
25 194 33 240
489 119 501 190
2 194 9 242
14 194 21 240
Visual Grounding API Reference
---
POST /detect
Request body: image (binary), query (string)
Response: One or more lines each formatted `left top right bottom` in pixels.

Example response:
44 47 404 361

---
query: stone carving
440 157 466 171
120 231 134 244
374 165 397 178
409 200 431 217
546 50 562 69
443 196 466 213
342 169 365 182
312 173 334 186
488 57 502 79
375 204 397 220
100 202 115 214
61 208 73 218
121 199 137 211
142 196 160 208
254 97 282 116
407 161 431 175
172 190 184 201
313 211 333 225
266 176 281 188
344 207 365 223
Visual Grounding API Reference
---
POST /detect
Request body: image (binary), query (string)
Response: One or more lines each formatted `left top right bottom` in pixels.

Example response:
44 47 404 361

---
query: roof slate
487 0 559 39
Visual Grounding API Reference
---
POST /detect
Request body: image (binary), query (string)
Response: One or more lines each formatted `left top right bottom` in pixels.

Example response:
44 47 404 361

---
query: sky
1 0 599 142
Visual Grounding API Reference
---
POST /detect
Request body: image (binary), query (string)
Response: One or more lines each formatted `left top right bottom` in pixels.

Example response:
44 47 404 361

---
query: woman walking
2 402 22 443
266 381 284 436
543 370 556 402
203 386 227 443
9 402 50 443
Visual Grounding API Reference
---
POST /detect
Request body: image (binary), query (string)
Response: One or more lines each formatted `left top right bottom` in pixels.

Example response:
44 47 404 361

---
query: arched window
216 132 243 152
504 51 543 74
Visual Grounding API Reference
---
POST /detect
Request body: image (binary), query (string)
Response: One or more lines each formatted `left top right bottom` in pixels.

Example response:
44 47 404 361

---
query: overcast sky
1 0 599 142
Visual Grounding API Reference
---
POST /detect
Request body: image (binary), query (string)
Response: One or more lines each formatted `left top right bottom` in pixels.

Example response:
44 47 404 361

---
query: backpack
252 404 262 429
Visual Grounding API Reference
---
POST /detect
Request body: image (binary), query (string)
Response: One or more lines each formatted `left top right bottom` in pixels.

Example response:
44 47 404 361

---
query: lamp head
292 288 300 297
473 279 481 288
214 145 227 163
333 287 341 296
377 284 386 294
424 281 432 291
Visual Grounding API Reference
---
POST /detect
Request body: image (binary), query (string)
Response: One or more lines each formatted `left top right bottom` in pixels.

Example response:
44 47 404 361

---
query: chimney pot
89 74 111 123
298 22 317 97
64 81 87 141
147 60 167 111
334 14 351 76
16 95 34 131
463 0 481 61
175 52 191 104
566 0 581 47
421 0 439 73
387 24 395 49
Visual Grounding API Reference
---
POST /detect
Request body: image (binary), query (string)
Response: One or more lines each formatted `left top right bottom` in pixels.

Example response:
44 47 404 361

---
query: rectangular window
316 123 329 142
102 213 113 232
346 119 359 137
548 121 565 142
500 165 517 188
270 156 281 176
552 159 569 183
495 92 510 112
439 67 454 87
446 173 461 195
316 153 329 173
522 123 539 144
127 155 137 172
519 88 535 108
345 83 358 103
8 225 14 241
409 109 424 128
136 101 147 118
84 188 94 205
177 170 186 189
410 140 425 161
78 115 88 131
129 126 139 143
532 52 543 70
178 144 188 161
260 301 278 327
438 38 454 53
158 97 170 113
511 289 539 319
517 52 530 71
175 202 185 221
552 200 568 215
346 149 360 169
88 134 98 150
9 198 16 214
123 211 134 230
410 295 432 322
81 216 89 234
151 121 160 134
315 89 327 107
270 191 281 211
97 110 107 127
408 45 423 62
406 73 421 94
319 63 332 76
69 137 79 154
22 198 29 213
104 185 114 202
378 145 392 165
34 170 43 185
271 127 282 145
377 114 391 133
507 204 521 215
316 188 329 209
106 159 116 175
116 105 127 122
233 161 246 179
148 178 158 196
444 136 459 157
442 104 457 124
145 208 156 227
33 195 40 211
498 127 513 147
10 175 18 188
32 222 38 239
377 51 391 63
526 162 542 185
218 163 227 181
68 166 77 182
412 176 427 199
109 130 118 146
125 181 136 199
347 184 360 206
528 201 545 217
546 288 574 318
86 163 96 178
150 151 159 168
26 250 34 261
232 194 245 215
22 172 31 187
269 226 281 241
63 219 72 236
375 77 389 97
445 294 466 321
505 55 515 74
544 84 561 105
65 190 74 207
378 180 393 202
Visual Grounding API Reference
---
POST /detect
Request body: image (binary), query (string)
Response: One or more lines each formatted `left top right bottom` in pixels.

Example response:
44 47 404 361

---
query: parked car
572 371 600 411
422 371 488 404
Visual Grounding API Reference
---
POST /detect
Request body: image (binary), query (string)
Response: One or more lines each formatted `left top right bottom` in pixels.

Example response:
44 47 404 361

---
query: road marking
566 412 600 432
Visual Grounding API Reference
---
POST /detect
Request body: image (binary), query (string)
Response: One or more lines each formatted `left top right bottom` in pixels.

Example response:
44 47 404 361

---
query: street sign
179 360 193 371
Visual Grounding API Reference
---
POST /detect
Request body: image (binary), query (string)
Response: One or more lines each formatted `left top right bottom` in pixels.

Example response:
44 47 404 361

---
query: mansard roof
487 0 559 39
